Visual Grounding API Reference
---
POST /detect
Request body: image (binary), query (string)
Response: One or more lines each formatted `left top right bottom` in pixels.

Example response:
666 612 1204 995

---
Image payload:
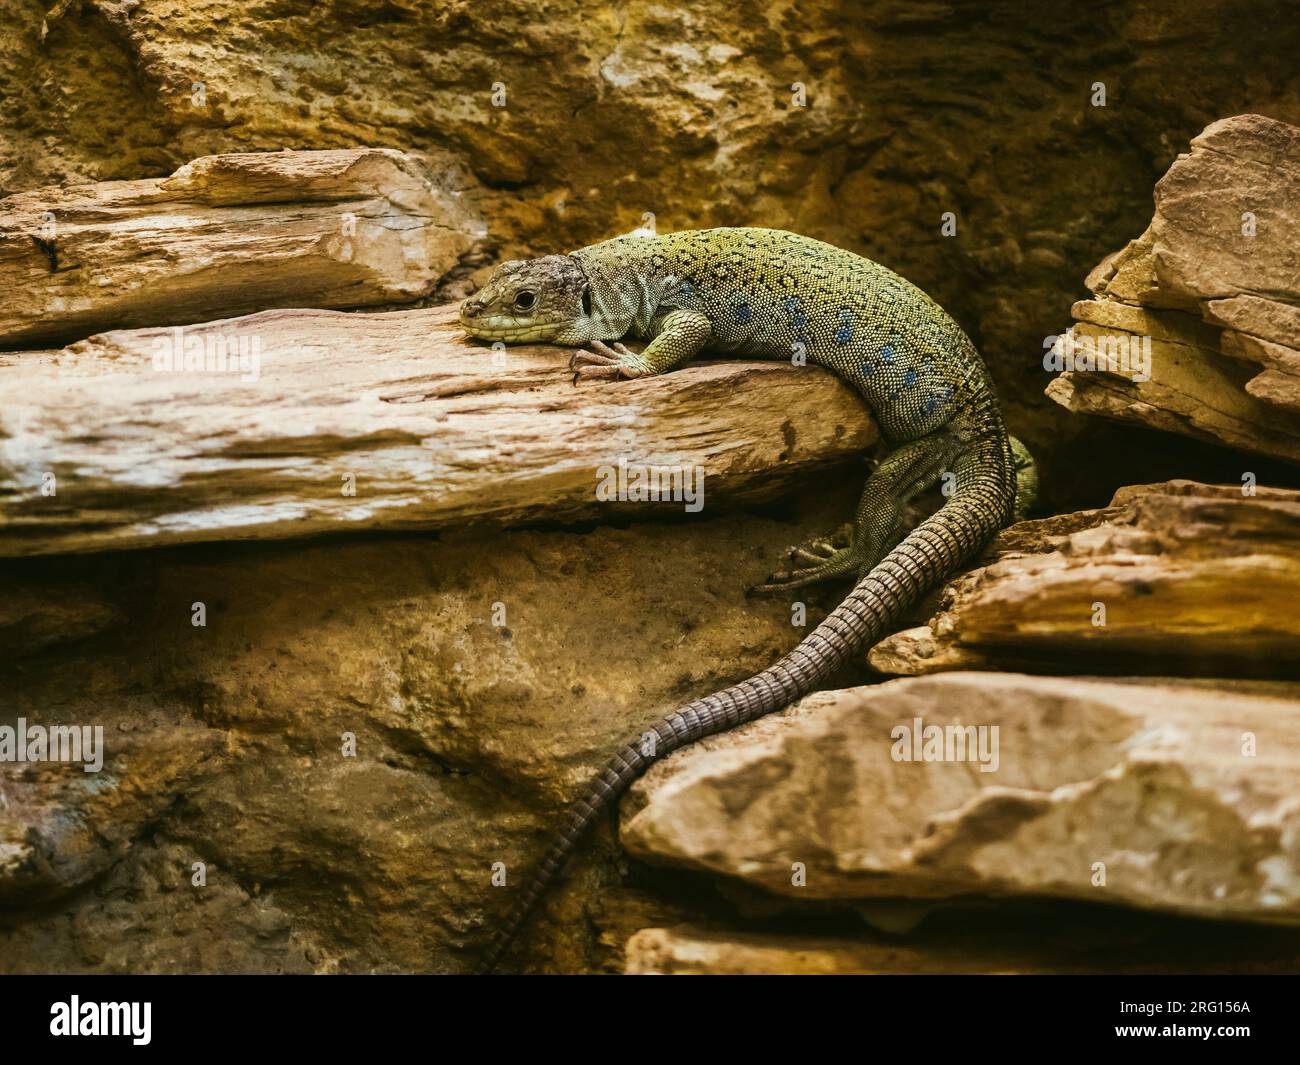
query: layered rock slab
624 916 1300 975
1047 114 1300 464
867 480 1300 677
0 304 877 556
0 148 482 348
622 672 1300 925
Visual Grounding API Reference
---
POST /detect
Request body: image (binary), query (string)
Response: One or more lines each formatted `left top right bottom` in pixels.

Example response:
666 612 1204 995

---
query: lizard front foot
569 340 649 384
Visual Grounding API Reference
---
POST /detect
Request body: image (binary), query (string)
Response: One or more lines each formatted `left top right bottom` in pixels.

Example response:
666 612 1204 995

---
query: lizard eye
514 290 537 311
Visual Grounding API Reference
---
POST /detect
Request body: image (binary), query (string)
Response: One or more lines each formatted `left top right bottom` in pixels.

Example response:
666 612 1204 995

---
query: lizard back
572 227 992 443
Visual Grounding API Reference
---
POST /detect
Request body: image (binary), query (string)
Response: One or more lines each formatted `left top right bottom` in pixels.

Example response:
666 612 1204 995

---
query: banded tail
479 426 1016 973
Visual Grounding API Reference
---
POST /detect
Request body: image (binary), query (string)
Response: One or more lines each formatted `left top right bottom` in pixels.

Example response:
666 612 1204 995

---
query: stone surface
0 304 877 557
0 488 863 973
0 148 482 348
1048 115 1300 464
625 914 1300 974
0 725 225 905
867 480 1300 677
5 1 1300 502
622 672 1300 925
5 2 1300 979
0 582 123 657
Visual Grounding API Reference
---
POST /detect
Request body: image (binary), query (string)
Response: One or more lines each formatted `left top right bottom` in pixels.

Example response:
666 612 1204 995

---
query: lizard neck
572 244 665 340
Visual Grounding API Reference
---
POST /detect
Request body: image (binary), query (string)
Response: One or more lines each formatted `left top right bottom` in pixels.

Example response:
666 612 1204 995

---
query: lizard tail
479 424 1016 973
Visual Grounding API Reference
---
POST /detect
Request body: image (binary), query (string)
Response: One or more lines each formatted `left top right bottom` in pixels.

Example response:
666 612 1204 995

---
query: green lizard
459 227 1035 972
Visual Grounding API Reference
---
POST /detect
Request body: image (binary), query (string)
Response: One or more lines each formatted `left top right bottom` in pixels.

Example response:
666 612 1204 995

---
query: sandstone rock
0 488 862 972
625 925 1020 975
0 149 482 349
1048 115 1300 464
0 304 876 557
0 725 225 905
867 480 1300 677
0 582 123 657
625 915 1300 974
621 672 1300 925
7 1 1300 489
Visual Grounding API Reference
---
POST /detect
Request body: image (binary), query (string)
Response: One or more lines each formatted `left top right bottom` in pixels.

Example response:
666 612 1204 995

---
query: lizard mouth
458 308 566 344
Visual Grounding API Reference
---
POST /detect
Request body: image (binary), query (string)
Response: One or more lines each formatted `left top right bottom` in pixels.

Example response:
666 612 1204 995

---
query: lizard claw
743 561 852 595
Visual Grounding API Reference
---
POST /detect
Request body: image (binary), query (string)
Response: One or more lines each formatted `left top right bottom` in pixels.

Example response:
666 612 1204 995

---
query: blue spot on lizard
835 309 853 345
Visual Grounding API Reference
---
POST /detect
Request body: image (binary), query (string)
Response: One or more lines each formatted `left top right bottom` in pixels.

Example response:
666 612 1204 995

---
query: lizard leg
752 433 961 594
777 522 854 568
1009 435 1038 520
571 309 711 384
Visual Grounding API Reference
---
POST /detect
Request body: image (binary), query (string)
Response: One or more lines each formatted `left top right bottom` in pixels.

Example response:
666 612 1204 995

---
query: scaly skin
459 227 1031 972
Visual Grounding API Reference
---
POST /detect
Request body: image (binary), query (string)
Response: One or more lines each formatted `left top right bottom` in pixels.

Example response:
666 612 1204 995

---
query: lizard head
459 254 593 344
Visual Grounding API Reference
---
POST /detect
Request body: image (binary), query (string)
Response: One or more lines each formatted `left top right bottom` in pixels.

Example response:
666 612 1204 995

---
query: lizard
458 227 1035 972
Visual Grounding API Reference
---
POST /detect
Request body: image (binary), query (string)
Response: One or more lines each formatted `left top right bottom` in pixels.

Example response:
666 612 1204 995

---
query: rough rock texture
0 487 863 974
867 480 1300 677
0 581 123 658
0 148 482 348
625 915 1300 975
5 2 1300 978
0 304 876 556
5 0 1300 501
621 672 1300 925
1048 115 1300 464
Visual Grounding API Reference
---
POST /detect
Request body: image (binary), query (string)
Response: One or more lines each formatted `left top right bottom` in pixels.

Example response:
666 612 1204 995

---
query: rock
0 149 482 348
0 487 862 972
865 623 989 676
1047 115 1300 464
626 925 1009 975
0 304 876 557
625 914 1300 974
0 725 225 905
621 672 1300 925
0 583 123 657
7 2 1300 490
867 480 1300 677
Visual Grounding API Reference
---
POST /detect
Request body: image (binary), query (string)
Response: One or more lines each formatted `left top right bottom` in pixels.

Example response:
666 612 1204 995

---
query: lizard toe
752 545 863 594
570 349 618 369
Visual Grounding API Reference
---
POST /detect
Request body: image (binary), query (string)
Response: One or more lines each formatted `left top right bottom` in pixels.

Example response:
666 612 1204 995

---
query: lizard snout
459 296 486 324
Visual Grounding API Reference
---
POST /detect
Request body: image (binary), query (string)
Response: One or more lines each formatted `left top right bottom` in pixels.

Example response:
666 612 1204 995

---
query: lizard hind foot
749 525 861 595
